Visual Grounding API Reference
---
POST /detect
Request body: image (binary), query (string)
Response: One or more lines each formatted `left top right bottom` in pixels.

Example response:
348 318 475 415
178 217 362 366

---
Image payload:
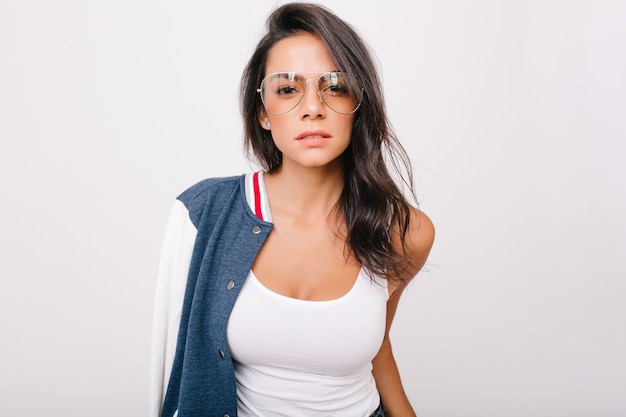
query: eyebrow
269 71 343 80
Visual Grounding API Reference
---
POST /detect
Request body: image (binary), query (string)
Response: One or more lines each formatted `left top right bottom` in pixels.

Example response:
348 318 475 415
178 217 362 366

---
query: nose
299 79 325 119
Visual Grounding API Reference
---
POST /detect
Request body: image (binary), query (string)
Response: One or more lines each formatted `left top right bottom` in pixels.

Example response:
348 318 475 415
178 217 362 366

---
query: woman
152 3 434 417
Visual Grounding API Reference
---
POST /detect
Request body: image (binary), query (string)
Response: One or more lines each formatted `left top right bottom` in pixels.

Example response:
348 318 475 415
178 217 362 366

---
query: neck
264 162 344 222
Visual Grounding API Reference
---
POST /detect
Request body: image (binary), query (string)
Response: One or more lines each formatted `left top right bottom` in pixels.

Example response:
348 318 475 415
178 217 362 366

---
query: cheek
265 119 292 149
339 117 355 140
267 116 286 134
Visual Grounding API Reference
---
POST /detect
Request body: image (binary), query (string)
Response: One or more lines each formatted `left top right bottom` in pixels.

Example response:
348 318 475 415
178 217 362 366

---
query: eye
319 72 352 97
276 85 299 95
322 83 350 97
321 83 350 97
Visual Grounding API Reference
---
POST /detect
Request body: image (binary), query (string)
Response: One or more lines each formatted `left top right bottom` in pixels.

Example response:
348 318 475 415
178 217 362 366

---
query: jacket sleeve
150 199 197 417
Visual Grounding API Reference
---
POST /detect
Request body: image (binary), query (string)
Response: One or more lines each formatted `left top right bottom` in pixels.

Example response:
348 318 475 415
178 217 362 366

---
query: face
259 33 355 171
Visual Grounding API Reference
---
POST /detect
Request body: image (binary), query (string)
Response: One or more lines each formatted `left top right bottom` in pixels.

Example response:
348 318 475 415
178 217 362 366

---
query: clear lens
258 72 362 115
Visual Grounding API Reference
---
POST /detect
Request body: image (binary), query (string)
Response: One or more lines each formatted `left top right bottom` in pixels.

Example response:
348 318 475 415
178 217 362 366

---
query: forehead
265 33 338 76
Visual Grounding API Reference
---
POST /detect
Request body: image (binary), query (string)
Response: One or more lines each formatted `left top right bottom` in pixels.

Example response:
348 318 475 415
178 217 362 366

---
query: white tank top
227 268 389 417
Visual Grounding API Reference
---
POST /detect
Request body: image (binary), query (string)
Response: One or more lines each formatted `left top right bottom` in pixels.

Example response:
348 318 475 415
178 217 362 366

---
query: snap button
223 414 230 417
226 280 235 290
251 225 262 234
219 350 226 360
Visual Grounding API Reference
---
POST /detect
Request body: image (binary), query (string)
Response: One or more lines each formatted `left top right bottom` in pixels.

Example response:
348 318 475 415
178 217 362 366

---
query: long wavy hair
240 3 416 282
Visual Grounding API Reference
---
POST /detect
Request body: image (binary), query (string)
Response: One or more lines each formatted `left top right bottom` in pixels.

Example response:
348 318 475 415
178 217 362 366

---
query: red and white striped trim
247 172 272 222
253 172 263 220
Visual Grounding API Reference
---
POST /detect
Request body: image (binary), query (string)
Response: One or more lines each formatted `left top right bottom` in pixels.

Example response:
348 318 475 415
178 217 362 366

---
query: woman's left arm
372 208 435 417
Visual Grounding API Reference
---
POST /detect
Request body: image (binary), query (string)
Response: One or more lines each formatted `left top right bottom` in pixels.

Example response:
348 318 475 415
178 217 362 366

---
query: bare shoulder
387 206 435 300
403 206 435 280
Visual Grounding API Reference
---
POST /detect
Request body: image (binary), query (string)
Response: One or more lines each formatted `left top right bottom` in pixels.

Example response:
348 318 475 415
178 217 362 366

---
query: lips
296 130 331 140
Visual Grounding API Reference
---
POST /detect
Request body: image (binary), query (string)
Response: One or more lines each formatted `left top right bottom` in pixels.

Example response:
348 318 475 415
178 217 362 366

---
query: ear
258 109 271 131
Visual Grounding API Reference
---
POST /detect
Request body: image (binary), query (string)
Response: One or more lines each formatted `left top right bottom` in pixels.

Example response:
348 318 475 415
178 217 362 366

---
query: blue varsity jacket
152 174 273 417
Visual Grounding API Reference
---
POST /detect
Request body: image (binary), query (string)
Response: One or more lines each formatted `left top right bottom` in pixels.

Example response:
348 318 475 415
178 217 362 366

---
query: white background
1 0 625 416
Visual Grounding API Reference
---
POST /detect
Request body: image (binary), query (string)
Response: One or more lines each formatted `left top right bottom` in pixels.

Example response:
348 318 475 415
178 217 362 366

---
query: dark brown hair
240 3 416 281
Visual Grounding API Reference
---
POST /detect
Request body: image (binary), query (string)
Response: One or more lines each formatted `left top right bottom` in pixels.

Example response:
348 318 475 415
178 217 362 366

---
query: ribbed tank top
227 267 388 417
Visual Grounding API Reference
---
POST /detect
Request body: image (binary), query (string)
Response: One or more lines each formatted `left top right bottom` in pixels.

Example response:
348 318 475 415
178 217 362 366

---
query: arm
372 208 435 417
150 200 197 417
